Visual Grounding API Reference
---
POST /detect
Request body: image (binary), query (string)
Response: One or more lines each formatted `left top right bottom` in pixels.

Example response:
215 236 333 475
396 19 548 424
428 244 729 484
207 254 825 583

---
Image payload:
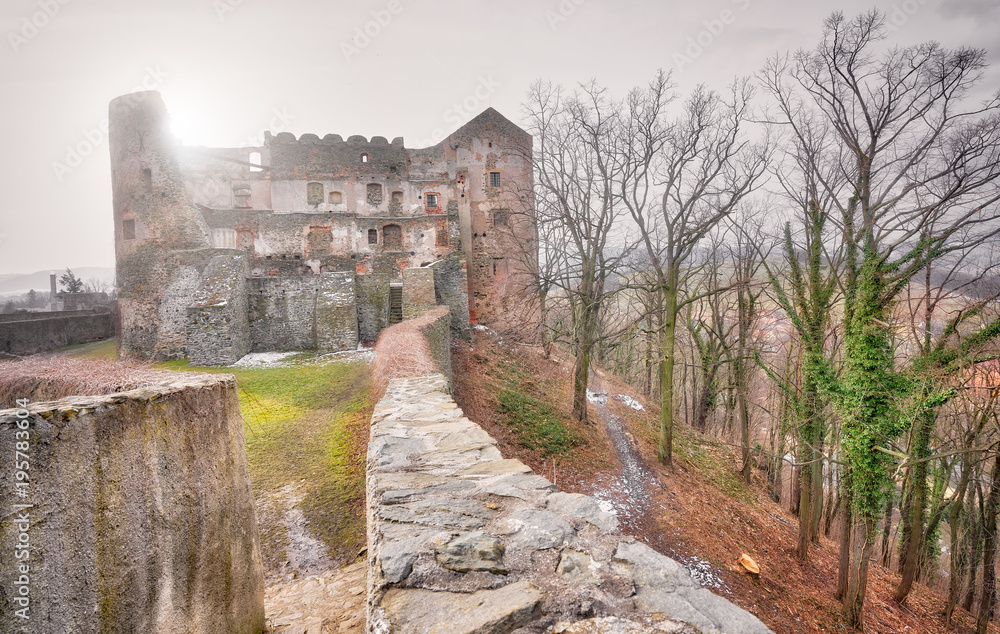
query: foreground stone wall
0 311 116 356
0 374 265 633
365 375 772 634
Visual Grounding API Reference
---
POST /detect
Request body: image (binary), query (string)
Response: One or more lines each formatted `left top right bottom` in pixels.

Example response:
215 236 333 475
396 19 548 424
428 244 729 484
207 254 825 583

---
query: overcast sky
0 0 997 276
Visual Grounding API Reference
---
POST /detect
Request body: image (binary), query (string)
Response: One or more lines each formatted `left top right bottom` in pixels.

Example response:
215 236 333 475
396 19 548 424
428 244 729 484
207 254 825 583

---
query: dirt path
585 375 656 535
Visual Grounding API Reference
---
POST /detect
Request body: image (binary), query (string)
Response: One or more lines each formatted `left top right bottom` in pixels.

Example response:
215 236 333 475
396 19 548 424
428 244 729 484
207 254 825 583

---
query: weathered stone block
0 374 265 634
402 267 436 321
316 271 359 352
186 253 250 365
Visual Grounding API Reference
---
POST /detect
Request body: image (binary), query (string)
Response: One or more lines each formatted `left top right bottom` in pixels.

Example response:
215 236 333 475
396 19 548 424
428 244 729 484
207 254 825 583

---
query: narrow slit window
141 168 152 193
361 153 369 163
368 228 378 245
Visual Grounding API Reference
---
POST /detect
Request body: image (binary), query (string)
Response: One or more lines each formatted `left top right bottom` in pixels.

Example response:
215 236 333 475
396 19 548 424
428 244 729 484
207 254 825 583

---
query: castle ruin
109 91 535 364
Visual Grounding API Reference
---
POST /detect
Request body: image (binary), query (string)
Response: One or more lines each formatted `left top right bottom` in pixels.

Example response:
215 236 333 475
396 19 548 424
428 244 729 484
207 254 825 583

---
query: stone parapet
365 375 772 634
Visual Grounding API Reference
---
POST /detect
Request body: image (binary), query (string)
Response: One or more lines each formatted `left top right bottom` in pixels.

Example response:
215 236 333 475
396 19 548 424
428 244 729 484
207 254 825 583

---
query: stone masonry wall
186 253 250 365
247 276 322 352
0 312 115 356
401 267 436 321
431 257 471 341
0 374 265 634
316 271 359 353
366 376 773 634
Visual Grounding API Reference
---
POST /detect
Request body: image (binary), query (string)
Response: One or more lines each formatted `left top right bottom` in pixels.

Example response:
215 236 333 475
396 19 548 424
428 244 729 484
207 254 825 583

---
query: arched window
329 191 343 204
383 224 402 250
361 153 369 163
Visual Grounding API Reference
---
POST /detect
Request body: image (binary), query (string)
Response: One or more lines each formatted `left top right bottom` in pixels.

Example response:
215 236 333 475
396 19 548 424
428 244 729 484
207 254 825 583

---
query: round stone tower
109 90 212 360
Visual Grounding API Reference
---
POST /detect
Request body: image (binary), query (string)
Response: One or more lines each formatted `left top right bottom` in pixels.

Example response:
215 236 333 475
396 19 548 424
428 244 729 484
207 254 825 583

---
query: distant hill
0 267 115 296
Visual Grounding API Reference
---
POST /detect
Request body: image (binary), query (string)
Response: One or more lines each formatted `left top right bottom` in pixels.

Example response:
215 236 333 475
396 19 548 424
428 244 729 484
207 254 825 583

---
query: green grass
674 424 756 505
54 338 118 360
487 347 581 457
151 356 373 571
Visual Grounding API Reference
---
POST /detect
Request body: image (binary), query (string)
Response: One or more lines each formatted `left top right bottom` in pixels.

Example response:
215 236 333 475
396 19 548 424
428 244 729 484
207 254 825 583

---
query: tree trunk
836 473 853 601
797 453 814 559
811 435 825 545
945 458 972 624
976 455 1000 634
791 464 802 516
963 483 984 613
894 458 927 602
880 493 894 568
843 516 874 628
571 333 591 424
658 284 678 465
895 407 934 603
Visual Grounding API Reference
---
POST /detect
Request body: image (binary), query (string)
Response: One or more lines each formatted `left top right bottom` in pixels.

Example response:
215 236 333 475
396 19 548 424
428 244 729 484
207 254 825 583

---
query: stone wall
431 257 471 341
0 311 116 356
316 271 359 352
401 268 436 321
366 376 772 634
0 374 265 634
186 253 251 365
247 276 322 352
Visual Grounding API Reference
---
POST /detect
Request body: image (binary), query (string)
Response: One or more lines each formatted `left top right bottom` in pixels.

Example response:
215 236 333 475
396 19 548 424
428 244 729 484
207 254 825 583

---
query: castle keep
109 91 535 364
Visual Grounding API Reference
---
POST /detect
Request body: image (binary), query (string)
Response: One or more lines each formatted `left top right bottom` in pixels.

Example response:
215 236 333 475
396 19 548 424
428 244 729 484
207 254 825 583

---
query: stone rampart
365 374 773 634
0 311 116 356
0 373 265 633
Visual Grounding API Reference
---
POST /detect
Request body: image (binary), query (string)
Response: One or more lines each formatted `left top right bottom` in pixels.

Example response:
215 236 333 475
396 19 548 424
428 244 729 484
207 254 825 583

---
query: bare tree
772 10 1000 626
523 80 632 423
618 74 770 465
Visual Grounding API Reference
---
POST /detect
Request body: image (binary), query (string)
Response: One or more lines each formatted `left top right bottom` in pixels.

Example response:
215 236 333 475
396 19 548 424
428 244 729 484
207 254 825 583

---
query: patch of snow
312 348 375 366
230 347 375 369
675 554 724 589
594 497 617 516
231 351 300 368
586 390 608 405
615 394 645 411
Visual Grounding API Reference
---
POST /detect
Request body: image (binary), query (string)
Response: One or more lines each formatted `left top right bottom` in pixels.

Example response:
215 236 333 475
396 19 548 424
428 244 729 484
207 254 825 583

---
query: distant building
109 91 536 364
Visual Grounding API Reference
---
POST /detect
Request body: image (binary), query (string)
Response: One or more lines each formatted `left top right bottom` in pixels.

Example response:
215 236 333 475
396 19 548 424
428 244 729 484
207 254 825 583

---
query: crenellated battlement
266 131 405 147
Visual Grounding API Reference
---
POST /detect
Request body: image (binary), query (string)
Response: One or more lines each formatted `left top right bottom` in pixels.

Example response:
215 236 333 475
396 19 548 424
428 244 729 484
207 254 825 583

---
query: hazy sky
0 0 997 276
